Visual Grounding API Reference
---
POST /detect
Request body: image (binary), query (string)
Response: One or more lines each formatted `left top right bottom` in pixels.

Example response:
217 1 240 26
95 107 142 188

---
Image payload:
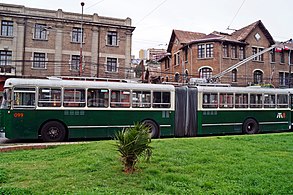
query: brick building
0 3 135 90
159 20 293 87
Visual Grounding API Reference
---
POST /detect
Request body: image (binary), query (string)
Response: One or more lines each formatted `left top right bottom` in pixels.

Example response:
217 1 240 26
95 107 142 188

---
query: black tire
41 121 66 142
242 118 259 134
143 120 159 138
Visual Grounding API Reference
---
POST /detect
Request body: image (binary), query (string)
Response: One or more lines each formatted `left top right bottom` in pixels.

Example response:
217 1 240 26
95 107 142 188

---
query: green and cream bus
0 78 175 141
0 77 292 142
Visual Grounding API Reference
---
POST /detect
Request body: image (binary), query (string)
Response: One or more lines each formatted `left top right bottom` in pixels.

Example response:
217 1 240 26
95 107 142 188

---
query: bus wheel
41 121 66 142
143 120 159 138
243 118 259 134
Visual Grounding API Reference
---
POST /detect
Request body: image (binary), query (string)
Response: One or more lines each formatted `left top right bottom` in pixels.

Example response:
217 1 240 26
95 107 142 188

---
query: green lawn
0 133 293 194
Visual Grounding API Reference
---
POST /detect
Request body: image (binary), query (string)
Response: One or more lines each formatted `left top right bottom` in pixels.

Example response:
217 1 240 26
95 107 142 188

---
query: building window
252 47 264 61
280 51 285 64
223 44 229 58
198 44 213 58
71 55 80 71
107 31 118 46
34 24 47 40
165 58 170 69
33 52 46 69
252 47 258 61
0 50 12 66
184 48 188 62
232 69 237 82
290 51 293 65
279 72 287 86
239 46 245 60
200 67 212 79
174 72 180 82
72 27 83 43
174 52 180 66
206 44 213 58
1 20 13 37
0 50 12 73
106 58 118 72
198 45 205 58
253 70 263 84
270 49 276 63
231 45 237 59
258 48 264 61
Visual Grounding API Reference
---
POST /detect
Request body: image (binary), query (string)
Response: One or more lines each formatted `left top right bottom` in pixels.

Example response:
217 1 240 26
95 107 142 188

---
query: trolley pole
79 2 84 76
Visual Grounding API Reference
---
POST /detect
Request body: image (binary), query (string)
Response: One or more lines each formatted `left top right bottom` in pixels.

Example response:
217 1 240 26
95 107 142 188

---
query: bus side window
132 91 151 108
38 88 61 107
219 93 233 108
152 91 171 108
13 87 36 108
235 94 248 108
277 94 289 108
203 93 218 108
87 89 109 108
63 88 85 107
264 94 276 108
110 90 130 108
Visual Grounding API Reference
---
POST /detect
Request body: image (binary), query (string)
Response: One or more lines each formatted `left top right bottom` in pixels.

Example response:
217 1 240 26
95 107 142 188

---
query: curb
0 142 88 152
0 144 51 152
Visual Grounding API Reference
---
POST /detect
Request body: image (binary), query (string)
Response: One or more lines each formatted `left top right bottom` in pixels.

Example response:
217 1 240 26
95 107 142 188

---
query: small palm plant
115 123 153 174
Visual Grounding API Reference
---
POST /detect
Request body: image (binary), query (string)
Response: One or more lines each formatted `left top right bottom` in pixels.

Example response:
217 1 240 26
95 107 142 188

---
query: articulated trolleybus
0 77 292 142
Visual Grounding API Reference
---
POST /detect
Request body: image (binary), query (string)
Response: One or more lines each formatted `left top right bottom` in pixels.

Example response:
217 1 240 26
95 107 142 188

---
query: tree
115 123 153 174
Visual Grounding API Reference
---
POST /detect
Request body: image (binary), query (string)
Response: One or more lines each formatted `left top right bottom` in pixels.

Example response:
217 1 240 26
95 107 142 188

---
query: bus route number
14 113 24 118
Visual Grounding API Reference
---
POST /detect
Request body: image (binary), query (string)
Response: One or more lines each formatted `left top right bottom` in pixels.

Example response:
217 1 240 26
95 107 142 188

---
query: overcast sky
1 0 293 57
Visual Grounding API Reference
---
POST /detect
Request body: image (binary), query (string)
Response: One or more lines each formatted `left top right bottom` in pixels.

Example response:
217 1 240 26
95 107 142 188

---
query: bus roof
195 85 290 94
4 78 175 91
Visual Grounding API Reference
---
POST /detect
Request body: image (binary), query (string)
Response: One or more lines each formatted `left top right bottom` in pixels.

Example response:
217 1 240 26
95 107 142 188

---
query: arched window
232 69 237 82
200 67 212 79
253 70 263 84
174 73 180 82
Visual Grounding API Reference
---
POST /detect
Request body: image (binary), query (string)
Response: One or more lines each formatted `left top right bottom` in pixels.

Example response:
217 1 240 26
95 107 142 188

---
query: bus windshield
1 88 11 109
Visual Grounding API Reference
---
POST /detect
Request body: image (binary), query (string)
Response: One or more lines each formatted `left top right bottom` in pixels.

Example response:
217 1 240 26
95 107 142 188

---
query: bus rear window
153 92 170 108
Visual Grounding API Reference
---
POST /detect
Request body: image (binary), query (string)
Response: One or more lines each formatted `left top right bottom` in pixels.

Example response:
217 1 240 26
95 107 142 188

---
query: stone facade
0 3 135 89
160 20 293 87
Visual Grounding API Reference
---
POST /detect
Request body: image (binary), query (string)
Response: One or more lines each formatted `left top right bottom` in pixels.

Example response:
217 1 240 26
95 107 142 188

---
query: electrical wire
227 0 246 30
135 0 168 25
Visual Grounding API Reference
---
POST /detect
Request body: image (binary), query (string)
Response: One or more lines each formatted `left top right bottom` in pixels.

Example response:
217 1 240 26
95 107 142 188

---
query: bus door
11 87 37 139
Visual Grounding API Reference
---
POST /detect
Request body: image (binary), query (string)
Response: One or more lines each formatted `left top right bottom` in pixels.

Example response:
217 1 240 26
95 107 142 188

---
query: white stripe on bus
202 121 288 127
68 124 171 129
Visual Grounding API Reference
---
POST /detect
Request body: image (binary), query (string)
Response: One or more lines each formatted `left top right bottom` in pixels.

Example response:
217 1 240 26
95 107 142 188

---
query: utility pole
79 2 84 76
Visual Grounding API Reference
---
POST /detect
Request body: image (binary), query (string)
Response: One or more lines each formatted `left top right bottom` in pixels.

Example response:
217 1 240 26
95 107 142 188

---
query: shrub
115 123 153 174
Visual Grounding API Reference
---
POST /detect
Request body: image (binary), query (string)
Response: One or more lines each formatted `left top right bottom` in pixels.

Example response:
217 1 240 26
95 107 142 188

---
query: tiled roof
167 20 275 52
230 20 274 44
173 29 206 43
230 20 259 41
